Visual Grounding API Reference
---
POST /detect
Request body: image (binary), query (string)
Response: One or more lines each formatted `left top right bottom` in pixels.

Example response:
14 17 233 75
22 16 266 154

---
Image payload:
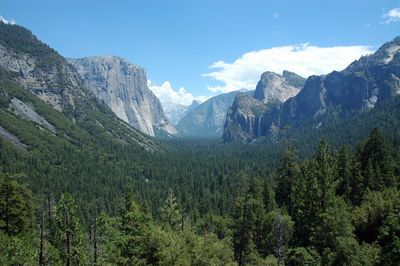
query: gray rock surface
223 94 267 142
0 43 85 113
254 71 304 104
224 71 305 142
0 125 27 150
69 56 177 137
10 97 56 133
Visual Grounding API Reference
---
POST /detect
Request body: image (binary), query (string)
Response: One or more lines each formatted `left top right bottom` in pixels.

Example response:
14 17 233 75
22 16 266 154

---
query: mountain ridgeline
0 22 158 149
223 37 400 143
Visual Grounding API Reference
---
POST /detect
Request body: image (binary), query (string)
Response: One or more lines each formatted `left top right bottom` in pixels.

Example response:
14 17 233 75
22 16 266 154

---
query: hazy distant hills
176 90 253 138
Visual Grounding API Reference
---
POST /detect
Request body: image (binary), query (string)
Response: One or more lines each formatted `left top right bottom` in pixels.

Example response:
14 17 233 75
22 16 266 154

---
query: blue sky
1 0 400 105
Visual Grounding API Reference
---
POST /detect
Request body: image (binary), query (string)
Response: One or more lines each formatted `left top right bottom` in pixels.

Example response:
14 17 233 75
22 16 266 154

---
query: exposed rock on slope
0 22 158 150
254 71 305 104
223 93 268 142
0 24 85 115
69 56 177 137
224 71 305 142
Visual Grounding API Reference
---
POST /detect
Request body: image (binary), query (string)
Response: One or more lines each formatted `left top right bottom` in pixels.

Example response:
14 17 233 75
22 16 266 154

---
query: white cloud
0 15 16 25
273 12 280 19
203 44 374 93
381 8 400 24
148 80 209 106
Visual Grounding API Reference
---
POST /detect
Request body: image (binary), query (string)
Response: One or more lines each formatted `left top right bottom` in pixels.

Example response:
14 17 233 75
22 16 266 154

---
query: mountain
0 21 158 150
223 93 268 142
254 70 305 104
223 70 305 142
162 100 200 126
223 36 400 142
69 56 177 138
177 90 252 138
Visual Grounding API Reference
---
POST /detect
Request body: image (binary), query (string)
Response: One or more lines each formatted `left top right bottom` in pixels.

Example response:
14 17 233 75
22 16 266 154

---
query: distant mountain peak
254 70 305 104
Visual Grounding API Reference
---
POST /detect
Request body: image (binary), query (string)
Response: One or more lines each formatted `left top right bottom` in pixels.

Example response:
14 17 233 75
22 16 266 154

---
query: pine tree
359 127 395 191
232 174 267 265
337 145 352 197
0 173 32 236
161 189 182 230
275 139 300 214
54 193 88 266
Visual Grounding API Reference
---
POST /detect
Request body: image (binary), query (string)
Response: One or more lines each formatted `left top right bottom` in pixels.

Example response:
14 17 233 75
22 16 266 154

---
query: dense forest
1 127 399 265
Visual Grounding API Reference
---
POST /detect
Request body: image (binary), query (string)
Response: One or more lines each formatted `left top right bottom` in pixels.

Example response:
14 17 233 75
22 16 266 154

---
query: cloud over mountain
203 44 374 93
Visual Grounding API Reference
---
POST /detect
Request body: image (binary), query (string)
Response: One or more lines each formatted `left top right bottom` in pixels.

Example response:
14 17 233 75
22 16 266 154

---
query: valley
1 9 400 266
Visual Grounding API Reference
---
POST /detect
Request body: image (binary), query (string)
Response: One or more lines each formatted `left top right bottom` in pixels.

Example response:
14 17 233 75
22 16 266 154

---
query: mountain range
1 21 399 147
223 37 400 143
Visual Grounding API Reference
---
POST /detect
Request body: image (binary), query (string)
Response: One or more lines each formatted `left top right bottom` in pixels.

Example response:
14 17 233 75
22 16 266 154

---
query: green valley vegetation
1 126 399 265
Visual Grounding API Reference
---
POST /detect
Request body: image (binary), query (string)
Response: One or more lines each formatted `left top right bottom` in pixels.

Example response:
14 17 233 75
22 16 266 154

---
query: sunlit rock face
69 56 177 137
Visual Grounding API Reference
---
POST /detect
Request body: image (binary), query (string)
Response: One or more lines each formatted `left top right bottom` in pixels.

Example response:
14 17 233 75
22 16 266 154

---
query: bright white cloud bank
203 44 374 93
382 8 400 24
148 80 208 106
0 15 16 25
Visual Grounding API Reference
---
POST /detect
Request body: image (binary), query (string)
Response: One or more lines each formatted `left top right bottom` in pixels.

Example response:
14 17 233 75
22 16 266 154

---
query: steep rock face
224 36 400 142
280 37 400 128
177 91 252 138
69 56 177 137
0 23 86 115
223 71 304 142
223 94 268 142
254 71 304 104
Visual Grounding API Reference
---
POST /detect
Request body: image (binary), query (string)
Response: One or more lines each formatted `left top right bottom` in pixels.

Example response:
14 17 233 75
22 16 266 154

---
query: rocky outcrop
223 36 400 142
0 24 86 115
223 71 304 142
279 37 400 128
223 94 268 142
10 97 56 133
69 56 177 137
254 71 304 104
177 91 252 138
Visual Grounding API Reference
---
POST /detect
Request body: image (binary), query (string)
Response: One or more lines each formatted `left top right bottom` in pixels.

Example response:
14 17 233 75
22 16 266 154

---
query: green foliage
275 141 300 213
379 208 400 265
0 231 37 265
353 188 400 243
54 193 89 265
161 189 182 230
0 173 32 235
358 127 396 192
286 247 321 266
